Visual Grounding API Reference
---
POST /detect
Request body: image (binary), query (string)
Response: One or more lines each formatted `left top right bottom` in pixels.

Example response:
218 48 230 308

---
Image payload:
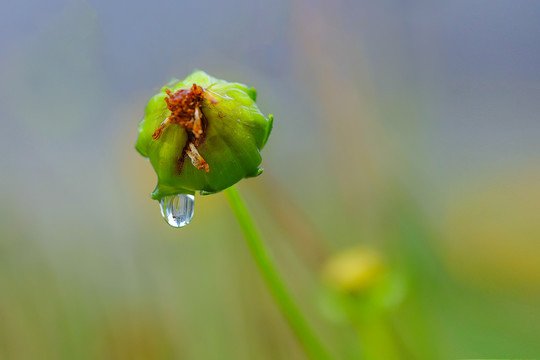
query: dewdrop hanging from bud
135 71 273 227
159 194 195 228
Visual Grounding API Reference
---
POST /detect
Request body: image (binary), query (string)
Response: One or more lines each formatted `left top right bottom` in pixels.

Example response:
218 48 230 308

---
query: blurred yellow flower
321 247 385 293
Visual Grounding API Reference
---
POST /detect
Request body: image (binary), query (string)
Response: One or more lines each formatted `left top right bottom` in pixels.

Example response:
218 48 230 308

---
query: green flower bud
135 70 273 200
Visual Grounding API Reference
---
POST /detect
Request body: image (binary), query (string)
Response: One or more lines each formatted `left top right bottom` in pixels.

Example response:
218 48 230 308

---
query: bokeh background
1 0 539 359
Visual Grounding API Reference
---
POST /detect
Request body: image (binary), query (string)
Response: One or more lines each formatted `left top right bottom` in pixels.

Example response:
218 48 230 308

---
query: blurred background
1 0 539 359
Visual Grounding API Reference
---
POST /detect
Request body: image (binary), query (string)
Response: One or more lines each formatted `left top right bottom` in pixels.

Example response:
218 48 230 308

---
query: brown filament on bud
185 143 209 172
153 84 213 173
152 118 172 140
192 106 203 139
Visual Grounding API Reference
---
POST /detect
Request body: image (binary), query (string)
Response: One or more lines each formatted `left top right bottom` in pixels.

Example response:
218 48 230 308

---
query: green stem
355 318 402 360
224 186 331 360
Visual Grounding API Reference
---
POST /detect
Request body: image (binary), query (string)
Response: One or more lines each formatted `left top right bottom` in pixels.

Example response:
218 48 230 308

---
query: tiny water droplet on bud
159 194 195 228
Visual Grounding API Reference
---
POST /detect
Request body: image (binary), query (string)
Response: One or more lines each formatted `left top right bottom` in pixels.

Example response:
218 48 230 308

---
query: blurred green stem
224 186 331 360
356 318 402 360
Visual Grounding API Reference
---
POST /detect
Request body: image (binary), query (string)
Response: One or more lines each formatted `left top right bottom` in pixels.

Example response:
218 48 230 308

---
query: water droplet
159 194 195 228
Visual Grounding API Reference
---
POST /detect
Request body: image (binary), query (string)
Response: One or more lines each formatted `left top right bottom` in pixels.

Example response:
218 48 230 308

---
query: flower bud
135 71 273 200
